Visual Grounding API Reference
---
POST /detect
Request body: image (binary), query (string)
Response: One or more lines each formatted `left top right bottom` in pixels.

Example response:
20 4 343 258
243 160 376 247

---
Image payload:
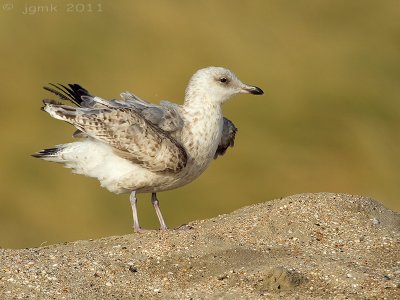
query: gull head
185 66 263 105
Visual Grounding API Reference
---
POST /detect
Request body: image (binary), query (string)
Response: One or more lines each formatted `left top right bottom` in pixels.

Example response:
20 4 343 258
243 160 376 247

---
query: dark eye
219 77 228 83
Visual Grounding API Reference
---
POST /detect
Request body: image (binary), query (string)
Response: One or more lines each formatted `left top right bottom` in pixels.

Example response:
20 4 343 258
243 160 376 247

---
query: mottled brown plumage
33 67 263 232
44 102 187 173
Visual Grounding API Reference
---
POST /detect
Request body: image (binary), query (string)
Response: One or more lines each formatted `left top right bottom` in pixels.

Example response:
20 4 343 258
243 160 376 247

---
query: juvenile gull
32 66 263 232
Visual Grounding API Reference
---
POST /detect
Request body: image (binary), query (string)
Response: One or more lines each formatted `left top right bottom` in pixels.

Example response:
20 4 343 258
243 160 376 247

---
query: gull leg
129 191 141 232
151 193 168 231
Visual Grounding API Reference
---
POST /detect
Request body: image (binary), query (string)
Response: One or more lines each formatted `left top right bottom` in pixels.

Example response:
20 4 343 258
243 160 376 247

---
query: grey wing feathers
214 117 238 159
44 84 184 132
94 98 184 132
42 84 187 173
116 94 184 132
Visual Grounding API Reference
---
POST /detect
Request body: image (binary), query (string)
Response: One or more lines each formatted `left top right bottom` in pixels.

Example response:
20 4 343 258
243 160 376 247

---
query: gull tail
31 145 66 163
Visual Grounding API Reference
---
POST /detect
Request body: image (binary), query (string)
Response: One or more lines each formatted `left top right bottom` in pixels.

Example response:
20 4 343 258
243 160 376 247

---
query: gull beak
241 84 264 95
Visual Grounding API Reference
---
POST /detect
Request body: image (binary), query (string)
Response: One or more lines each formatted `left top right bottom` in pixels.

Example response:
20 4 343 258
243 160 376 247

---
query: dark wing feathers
214 117 238 159
43 83 92 107
43 86 71 102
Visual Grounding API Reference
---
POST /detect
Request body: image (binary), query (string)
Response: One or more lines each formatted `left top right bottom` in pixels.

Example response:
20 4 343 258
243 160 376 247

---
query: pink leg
129 191 141 232
151 193 168 230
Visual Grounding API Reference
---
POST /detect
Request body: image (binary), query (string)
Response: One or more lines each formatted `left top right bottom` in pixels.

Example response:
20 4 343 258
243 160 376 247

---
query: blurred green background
1 1 399 249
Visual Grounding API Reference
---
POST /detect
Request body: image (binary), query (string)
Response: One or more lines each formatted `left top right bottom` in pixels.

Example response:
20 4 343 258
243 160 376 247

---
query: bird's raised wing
44 84 184 134
42 84 187 173
214 117 238 159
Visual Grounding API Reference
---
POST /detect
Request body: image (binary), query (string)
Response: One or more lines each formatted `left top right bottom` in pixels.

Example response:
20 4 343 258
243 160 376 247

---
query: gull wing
44 84 184 136
43 103 187 173
214 117 238 159
42 84 187 173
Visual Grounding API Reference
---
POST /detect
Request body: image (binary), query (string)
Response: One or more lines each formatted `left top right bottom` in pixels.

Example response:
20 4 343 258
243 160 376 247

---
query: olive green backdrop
1 1 399 248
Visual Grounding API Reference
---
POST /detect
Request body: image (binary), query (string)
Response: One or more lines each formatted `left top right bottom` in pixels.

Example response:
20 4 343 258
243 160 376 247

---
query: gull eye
219 77 228 83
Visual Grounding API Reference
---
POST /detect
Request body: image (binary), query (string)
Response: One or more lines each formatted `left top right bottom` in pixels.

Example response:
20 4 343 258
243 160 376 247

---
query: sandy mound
1 193 399 299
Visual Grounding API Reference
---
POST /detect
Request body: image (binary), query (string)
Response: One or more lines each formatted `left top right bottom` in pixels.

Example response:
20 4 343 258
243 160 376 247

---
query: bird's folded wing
45 103 187 173
214 117 238 159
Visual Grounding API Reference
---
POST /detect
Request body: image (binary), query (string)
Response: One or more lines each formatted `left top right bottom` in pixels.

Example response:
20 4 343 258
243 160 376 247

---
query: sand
1 193 399 299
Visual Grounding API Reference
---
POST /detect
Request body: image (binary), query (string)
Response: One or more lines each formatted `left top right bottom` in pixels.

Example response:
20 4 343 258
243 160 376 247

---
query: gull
32 66 263 232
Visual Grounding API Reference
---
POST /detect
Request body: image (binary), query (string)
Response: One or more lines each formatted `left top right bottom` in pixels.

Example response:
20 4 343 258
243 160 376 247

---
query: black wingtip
43 83 92 107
